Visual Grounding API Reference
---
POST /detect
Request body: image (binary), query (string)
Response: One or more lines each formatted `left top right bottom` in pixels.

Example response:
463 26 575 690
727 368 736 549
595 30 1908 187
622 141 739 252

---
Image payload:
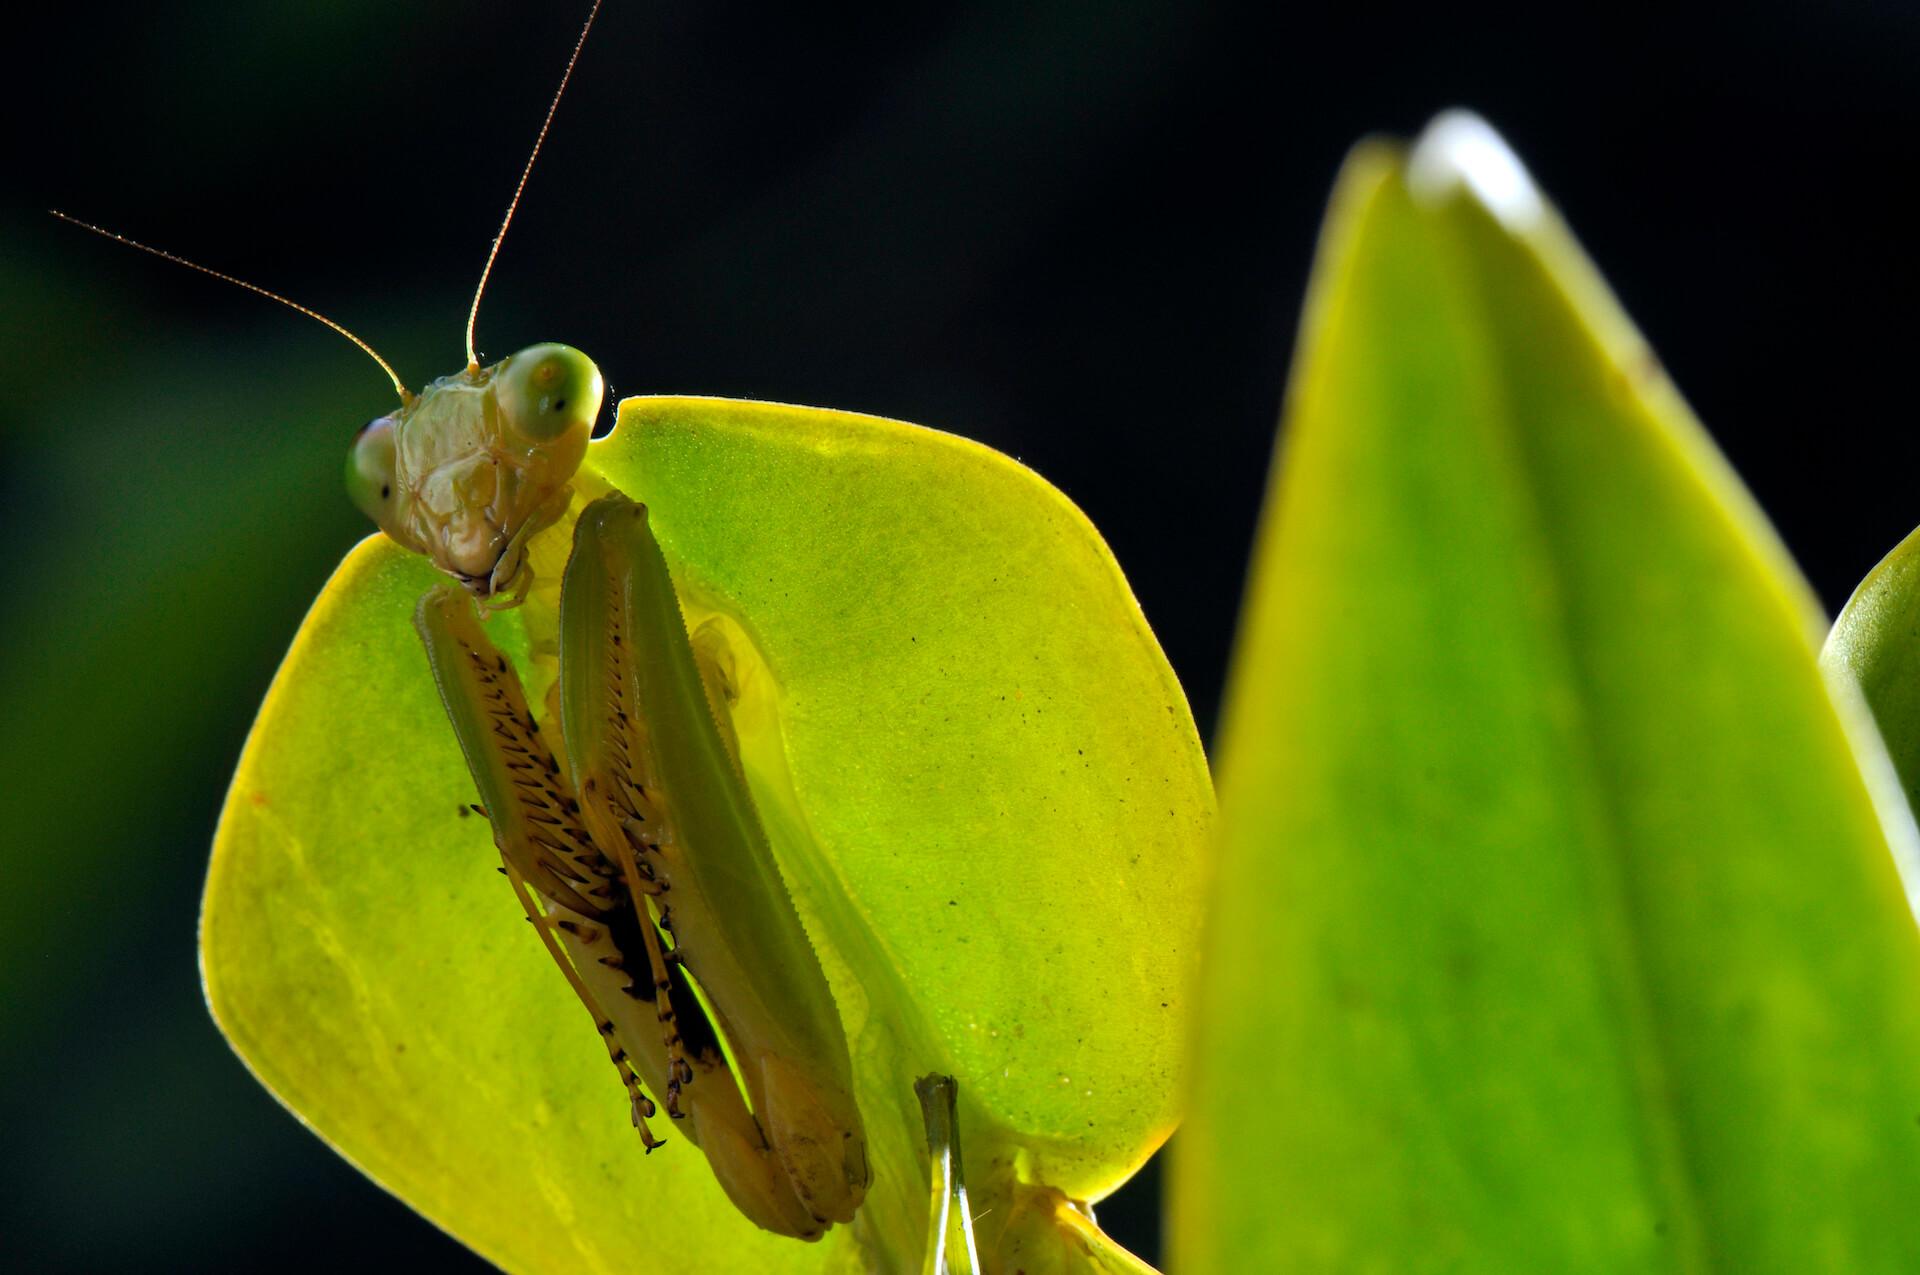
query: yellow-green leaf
1172 115 1920 1272
203 398 1210 1273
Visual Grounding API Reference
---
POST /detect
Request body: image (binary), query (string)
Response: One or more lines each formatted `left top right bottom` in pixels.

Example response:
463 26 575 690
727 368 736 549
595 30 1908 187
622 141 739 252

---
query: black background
3 1 1916 1270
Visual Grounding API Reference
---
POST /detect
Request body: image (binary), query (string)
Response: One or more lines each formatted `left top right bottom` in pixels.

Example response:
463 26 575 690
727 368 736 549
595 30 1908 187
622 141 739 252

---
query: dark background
3 1 1916 1270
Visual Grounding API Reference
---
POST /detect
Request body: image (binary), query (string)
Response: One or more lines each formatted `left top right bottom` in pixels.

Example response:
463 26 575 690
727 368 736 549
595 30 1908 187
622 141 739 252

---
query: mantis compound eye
495 342 604 446
345 415 399 525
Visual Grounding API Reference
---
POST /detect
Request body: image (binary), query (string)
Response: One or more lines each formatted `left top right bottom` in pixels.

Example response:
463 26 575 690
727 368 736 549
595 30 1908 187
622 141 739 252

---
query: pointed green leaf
1173 117 1920 1272
203 400 1210 1273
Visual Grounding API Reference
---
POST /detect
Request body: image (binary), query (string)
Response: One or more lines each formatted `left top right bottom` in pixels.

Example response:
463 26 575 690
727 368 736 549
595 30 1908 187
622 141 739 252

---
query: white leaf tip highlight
1407 109 1544 232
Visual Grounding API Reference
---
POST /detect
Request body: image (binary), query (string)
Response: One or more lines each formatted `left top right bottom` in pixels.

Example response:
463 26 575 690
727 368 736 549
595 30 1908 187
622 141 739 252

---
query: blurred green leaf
1173 119 1920 1271
0 228 490 1263
203 397 1211 1273
0 308 406 1032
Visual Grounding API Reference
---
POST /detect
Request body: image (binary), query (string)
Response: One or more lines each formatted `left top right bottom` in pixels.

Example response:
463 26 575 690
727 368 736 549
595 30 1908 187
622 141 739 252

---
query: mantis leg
415 585 668 1133
501 856 662 1150
415 585 611 918
558 494 871 1229
415 581 827 1240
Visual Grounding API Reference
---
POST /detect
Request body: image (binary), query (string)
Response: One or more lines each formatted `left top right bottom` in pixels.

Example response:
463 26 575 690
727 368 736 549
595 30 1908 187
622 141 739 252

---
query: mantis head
346 343 605 602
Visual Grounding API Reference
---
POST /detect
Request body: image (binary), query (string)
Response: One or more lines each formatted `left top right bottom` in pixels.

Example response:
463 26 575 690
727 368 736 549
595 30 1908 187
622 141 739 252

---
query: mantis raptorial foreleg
415 588 613 918
499 856 662 1150
558 494 870 1228
415 577 838 1240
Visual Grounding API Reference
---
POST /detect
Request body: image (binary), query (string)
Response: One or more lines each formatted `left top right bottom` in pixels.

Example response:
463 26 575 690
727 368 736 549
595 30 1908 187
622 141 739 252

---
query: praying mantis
283 3 872 1241
65 3 1214 1271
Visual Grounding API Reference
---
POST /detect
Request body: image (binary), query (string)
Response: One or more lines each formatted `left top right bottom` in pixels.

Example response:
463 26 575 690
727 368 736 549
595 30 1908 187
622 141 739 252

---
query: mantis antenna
48 210 414 404
464 0 604 374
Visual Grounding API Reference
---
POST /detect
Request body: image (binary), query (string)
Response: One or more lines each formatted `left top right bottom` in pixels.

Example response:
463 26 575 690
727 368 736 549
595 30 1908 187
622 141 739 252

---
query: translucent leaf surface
203 399 1211 1274
1172 117 1920 1272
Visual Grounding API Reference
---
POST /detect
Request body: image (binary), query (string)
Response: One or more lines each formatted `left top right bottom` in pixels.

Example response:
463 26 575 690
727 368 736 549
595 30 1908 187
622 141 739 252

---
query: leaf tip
1406 108 1544 233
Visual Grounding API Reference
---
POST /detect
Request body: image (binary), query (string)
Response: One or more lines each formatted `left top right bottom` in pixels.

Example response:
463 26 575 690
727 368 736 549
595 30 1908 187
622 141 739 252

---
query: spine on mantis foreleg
560 494 871 1230
414 585 836 1240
